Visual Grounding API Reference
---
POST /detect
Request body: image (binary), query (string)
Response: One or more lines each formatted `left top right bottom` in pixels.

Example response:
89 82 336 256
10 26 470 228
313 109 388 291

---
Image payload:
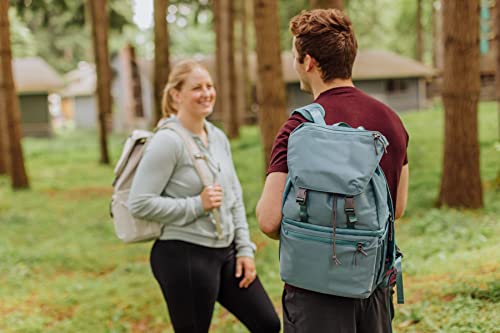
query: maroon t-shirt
268 86 409 210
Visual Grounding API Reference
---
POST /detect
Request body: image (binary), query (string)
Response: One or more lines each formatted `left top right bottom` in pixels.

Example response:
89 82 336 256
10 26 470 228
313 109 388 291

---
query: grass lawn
0 102 498 332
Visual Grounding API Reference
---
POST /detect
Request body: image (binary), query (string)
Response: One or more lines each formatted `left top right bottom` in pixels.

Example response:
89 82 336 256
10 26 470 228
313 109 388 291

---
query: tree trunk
88 0 111 165
438 0 483 208
234 0 245 129
214 0 231 133
119 44 144 129
0 82 8 175
0 0 29 188
496 0 500 141
214 0 223 122
253 0 288 171
241 0 252 125
416 0 424 62
310 0 343 10
226 0 240 138
129 45 144 119
154 0 170 124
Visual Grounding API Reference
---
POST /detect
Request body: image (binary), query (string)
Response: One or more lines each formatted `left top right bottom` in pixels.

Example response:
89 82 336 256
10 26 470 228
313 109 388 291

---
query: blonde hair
161 59 209 117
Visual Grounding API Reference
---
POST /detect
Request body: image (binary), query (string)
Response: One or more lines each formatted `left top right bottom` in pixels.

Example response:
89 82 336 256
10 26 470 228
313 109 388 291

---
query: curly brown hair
290 9 357 82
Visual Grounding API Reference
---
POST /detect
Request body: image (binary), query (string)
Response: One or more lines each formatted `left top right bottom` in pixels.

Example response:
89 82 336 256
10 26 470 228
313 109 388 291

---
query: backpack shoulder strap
161 122 212 185
292 103 326 125
162 122 224 239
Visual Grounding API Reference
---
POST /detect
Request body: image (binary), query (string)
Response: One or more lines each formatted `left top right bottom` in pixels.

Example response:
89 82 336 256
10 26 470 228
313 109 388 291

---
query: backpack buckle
296 188 308 205
344 197 358 227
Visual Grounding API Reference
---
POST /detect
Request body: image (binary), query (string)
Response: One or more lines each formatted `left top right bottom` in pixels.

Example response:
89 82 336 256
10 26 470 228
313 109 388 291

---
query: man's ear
304 54 316 72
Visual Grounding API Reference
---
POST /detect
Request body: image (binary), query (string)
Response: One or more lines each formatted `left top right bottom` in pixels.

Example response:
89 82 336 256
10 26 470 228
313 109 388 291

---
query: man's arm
395 164 409 219
256 172 287 240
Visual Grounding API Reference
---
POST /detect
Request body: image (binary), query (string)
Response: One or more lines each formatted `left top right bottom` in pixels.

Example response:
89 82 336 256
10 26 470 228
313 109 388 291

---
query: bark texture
438 0 483 208
496 0 500 140
0 81 8 175
240 0 252 125
214 0 240 138
253 0 288 170
154 0 170 124
226 0 240 138
0 0 29 188
88 0 111 164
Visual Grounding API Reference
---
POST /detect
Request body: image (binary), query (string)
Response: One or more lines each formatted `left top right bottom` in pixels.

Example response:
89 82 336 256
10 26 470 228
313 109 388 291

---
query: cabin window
386 79 408 93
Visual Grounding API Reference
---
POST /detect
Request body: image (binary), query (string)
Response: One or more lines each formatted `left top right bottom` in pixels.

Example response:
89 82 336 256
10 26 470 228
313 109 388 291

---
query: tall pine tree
88 0 111 164
0 0 29 188
438 0 483 208
254 0 288 170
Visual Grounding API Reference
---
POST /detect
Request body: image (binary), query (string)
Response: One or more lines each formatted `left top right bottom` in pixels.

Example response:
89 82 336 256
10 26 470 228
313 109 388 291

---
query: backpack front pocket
280 218 385 298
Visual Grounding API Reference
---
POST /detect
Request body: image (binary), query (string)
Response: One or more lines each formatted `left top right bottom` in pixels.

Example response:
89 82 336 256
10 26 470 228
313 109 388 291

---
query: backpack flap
114 130 153 180
288 124 387 195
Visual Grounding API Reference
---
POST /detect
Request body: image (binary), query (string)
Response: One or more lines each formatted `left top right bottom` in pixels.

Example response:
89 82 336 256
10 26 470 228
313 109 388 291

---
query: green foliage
170 14 215 56
9 0 435 76
278 0 308 51
277 0 436 64
8 7 37 58
0 104 498 332
10 0 136 73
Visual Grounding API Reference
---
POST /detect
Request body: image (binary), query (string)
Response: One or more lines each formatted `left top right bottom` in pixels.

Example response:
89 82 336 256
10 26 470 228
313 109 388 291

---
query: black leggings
150 240 281 333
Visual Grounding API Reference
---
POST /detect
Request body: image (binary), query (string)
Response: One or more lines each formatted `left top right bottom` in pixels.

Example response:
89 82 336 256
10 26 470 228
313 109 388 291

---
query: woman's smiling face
172 66 216 120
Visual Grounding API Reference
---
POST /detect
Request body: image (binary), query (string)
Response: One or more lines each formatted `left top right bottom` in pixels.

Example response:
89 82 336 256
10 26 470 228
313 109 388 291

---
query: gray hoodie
128 118 255 257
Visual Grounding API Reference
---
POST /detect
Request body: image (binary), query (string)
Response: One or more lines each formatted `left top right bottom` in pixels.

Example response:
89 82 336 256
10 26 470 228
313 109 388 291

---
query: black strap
296 188 308 222
344 196 357 228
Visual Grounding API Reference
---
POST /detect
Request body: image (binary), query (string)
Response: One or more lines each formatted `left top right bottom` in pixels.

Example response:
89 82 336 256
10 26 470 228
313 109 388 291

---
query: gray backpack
280 103 404 303
111 121 223 243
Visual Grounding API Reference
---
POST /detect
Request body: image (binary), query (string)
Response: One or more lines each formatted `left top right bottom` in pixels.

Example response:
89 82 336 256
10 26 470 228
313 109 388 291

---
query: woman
128 59 280 333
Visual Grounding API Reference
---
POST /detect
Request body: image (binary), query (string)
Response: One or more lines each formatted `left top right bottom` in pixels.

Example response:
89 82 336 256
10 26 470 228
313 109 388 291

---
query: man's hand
395 164 409 219
235 256 257 288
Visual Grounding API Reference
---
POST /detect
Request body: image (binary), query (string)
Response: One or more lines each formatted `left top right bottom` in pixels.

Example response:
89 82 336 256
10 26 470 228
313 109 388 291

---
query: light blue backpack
280 103 404 304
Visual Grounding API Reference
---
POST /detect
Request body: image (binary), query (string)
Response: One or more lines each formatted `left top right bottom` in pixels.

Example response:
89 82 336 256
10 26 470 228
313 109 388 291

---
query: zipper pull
353 243 368 266
357 243 368 256
373 133 380 155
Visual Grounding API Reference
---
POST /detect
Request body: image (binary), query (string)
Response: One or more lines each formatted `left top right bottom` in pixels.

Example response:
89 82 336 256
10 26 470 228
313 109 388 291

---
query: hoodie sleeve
128 129 205 225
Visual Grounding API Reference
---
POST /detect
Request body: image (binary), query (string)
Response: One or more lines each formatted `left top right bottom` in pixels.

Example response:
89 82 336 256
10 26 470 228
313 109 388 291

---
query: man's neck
310 78 354 100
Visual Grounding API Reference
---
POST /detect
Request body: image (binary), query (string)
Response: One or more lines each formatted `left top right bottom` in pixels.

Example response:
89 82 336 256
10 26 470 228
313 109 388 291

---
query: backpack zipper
283 217 385 237
353 242 368 266
283 228 363 246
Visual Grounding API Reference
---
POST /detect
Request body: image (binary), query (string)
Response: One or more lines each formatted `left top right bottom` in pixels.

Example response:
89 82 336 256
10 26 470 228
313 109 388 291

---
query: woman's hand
201 184 223 211
235 256 257 288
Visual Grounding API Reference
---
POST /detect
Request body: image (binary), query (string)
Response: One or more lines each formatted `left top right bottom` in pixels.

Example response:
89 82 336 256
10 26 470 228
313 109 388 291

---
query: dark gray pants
282 286 392 333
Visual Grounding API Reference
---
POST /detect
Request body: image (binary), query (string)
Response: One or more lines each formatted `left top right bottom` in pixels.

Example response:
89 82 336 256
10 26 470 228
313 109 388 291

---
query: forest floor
0 102 498 332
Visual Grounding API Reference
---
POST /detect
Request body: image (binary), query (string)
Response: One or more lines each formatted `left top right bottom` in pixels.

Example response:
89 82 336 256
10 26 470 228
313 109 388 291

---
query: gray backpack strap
292 103 326 125
163 122 223 240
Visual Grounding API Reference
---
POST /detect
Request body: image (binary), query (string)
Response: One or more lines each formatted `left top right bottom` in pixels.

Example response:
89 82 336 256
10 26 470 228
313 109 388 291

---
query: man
256 8 409 332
